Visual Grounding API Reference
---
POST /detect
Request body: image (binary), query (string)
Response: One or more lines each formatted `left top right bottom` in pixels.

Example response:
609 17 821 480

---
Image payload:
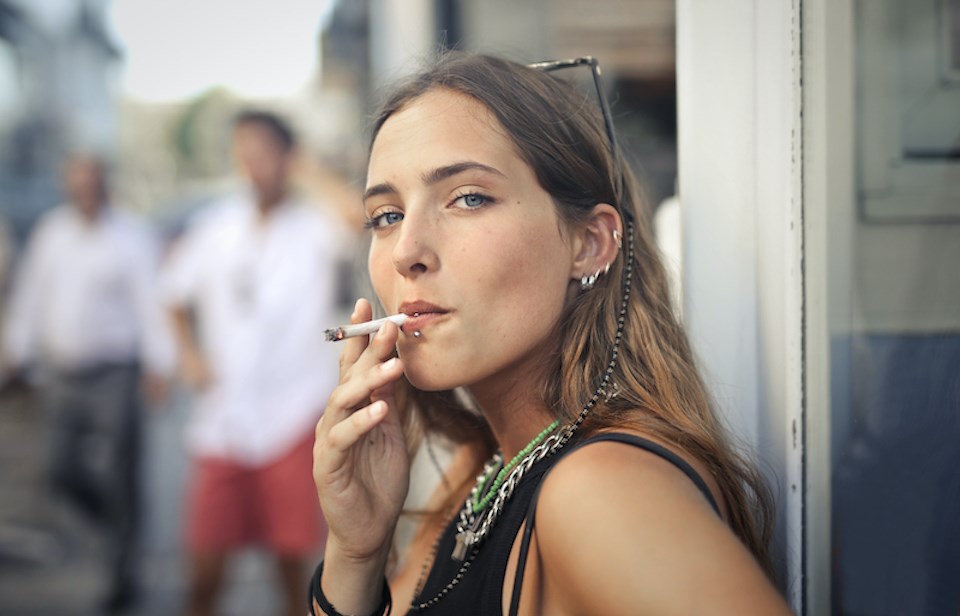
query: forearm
169 306 198 356
168 305 215 389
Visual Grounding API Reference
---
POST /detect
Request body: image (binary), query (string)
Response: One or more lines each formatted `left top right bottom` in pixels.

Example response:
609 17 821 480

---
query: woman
310 53 792 615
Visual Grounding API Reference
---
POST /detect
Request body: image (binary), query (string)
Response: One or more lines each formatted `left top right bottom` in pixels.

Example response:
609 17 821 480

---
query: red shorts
185 436 326 557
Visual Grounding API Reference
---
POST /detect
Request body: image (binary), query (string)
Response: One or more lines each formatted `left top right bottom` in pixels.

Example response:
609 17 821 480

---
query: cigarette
324 313 408 341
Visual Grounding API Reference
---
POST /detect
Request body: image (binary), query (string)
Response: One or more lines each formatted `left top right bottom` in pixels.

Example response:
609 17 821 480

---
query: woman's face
366 88 577 395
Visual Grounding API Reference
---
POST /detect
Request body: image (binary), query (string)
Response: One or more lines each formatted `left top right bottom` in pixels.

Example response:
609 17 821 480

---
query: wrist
324 534 393 570
318 542 392 615
311 560 391 616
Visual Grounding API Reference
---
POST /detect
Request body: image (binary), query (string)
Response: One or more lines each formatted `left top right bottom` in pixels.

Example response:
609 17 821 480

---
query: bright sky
109 0 331 102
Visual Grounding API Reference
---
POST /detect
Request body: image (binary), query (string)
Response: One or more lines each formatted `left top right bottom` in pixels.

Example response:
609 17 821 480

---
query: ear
569 204 623 283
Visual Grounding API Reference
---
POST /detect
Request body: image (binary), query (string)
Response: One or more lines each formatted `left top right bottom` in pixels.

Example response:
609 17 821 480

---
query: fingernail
369 401 387 419
353 298 363 316
381 358 398 371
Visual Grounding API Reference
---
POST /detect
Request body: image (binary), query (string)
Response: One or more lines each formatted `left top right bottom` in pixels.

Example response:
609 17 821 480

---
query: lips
398 301 450 334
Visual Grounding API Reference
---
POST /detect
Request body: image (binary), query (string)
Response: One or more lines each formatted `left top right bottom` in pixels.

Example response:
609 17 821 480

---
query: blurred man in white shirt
161 110 353 616
3 154 174 613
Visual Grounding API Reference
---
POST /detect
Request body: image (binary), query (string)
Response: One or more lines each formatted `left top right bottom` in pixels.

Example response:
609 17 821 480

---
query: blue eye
454 193 489 209
365 211 404 229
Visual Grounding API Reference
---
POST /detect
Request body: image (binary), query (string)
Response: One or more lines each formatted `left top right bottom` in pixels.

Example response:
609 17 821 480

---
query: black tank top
409 433 721 615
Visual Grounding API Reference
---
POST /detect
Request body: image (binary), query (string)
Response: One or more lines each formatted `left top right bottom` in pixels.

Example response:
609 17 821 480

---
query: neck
255 188 287 215
468 366 557 461
76 202 104 224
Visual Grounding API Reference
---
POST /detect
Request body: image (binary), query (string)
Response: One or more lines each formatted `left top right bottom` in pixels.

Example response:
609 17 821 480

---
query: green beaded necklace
471 419 561 512
412 221 636 611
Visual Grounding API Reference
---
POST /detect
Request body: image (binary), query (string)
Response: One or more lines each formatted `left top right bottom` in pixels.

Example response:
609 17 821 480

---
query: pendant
452 529 475 561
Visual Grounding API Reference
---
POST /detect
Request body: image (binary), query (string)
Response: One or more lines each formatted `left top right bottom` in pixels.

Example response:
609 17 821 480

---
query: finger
324 355 404 425
359 317 401 365
339 299 373 374
324 400 390 453
338 315 401 387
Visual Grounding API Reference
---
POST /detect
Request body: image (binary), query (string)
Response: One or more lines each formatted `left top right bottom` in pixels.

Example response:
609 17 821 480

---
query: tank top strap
580 433 721 514
508 432 721 616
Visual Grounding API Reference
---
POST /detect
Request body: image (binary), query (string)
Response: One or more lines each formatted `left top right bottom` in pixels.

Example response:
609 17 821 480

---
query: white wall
459 0 551 60
368 0 436 88
676 0 803 609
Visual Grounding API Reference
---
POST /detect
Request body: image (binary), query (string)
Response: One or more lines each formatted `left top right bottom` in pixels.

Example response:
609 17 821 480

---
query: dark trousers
44 362 142 596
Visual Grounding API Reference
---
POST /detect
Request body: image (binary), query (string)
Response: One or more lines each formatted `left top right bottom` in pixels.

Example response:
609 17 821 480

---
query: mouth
398 301 451 334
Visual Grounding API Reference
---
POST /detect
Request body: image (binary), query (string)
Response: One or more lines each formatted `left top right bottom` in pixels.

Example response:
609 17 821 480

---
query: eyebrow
363 161 506 203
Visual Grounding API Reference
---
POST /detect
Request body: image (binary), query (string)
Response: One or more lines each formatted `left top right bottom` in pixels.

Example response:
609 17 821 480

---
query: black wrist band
308 560 392 616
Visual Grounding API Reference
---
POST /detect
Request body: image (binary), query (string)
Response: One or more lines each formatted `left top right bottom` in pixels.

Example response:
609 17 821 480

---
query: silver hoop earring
579 268 602 291
612 229 622 249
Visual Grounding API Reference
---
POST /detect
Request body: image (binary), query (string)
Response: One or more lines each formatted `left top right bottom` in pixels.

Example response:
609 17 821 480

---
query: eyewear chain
411 219 635 612
457 219 635 558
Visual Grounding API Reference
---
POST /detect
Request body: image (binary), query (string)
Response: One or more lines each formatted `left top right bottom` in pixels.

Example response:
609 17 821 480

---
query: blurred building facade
322 0 679 212
0 0 119 244
0 0 681 240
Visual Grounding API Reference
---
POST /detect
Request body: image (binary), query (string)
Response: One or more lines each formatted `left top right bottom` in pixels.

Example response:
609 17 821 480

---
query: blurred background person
160 110 354 616
1 153 174 613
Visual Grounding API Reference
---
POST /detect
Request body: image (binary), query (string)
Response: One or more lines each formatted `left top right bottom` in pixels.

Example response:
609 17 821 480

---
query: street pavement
0 384 288 615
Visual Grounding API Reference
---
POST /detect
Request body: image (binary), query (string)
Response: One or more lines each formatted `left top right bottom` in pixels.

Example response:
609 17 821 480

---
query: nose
392 209 439 277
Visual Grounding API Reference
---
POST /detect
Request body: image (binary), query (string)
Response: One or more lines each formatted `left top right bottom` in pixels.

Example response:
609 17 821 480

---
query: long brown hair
370 52 774 571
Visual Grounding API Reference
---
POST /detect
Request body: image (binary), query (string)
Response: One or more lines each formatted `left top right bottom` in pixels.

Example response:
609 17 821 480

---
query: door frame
676 0 806 611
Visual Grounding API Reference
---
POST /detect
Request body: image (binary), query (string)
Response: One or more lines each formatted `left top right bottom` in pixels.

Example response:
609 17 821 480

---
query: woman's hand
313 298 410 567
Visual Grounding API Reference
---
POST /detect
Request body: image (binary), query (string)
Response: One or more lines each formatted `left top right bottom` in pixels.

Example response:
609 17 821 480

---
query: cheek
368 241 395 306
466 230 569 341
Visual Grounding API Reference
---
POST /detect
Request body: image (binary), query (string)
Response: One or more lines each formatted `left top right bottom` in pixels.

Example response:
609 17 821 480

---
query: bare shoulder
540 430 722 522
533 430 792 615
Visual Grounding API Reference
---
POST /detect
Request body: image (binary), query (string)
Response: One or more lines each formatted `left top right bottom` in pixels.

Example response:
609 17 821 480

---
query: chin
398 351 463 392
403 368 459 393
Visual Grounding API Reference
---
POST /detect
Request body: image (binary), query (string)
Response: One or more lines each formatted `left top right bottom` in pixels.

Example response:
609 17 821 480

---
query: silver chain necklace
410 221 635 612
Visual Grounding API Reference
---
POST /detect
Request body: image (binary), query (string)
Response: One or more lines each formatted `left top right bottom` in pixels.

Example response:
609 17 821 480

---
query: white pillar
676 0 803 609
369 0 436 89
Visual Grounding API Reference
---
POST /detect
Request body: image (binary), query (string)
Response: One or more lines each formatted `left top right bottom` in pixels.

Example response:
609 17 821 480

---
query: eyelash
363 210 403 230
363 191 496 230
451 191 495 210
